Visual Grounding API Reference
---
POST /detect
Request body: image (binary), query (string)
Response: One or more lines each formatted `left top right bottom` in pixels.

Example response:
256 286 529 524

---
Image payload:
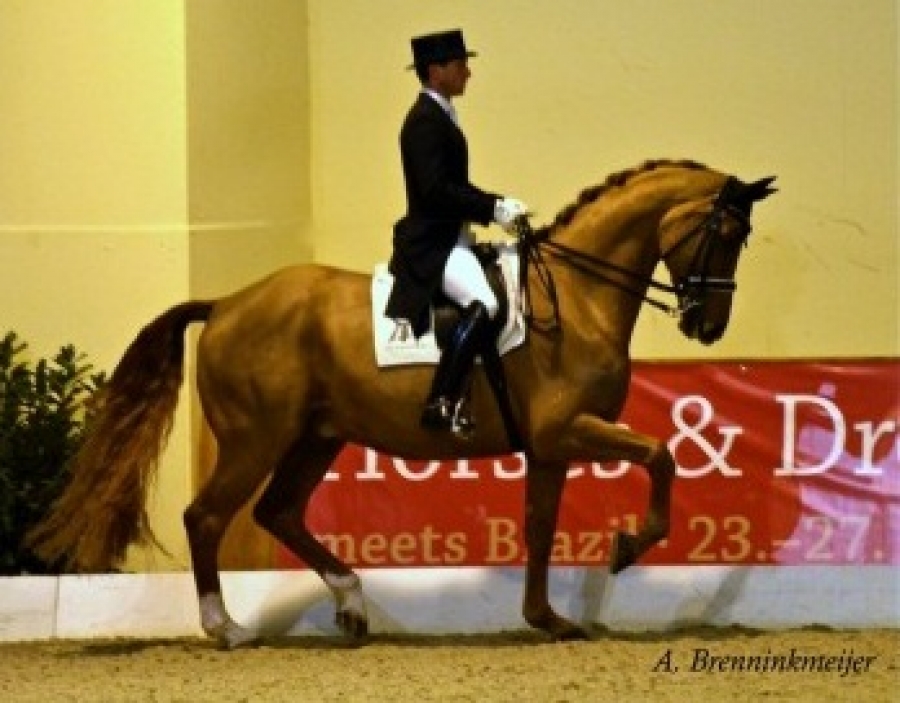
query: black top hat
408 29 476 70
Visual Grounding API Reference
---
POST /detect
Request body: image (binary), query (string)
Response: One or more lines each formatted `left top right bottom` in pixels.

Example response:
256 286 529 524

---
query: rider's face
430 59 471 98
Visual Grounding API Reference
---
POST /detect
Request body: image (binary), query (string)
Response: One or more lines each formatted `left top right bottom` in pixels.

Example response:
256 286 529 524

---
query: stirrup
421 397 475 440
421 397 454 430
450 398 475 440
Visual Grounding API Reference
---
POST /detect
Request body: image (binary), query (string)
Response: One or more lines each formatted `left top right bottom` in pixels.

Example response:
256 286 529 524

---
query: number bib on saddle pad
371 242 527 367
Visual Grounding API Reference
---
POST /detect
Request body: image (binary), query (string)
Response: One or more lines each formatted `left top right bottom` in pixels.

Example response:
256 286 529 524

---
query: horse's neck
549 207 663 345
538 166 723 349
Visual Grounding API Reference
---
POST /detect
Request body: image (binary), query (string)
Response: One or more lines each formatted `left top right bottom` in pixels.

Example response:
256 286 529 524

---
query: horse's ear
750 176 778 201
729 176 777 214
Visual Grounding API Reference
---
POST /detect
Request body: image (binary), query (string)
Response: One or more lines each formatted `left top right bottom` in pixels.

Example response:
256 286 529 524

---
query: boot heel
451 398 475 440
421 398 454 430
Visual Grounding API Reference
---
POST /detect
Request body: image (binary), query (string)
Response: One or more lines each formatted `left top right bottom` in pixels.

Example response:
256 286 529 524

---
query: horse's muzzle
678 305 727 344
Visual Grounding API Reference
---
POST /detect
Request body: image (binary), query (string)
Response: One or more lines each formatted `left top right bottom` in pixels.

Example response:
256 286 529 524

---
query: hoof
526 610 589 642
208 621 259 650
336 609 369 641
324 571 368 642
553 621 590 642
610 531 639 574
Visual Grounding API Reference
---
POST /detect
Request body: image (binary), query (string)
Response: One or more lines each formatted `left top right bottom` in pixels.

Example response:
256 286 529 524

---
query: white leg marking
324 572 367 619
199 592 257 649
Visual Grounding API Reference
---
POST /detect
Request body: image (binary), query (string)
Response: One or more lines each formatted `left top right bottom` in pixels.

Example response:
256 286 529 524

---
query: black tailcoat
385 92 499 336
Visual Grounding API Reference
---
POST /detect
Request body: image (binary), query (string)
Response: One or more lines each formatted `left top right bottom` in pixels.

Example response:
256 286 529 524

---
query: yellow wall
307 0 898 358
0 1 896 572
0 0 311 570
0 0 192 569
186 0 311 299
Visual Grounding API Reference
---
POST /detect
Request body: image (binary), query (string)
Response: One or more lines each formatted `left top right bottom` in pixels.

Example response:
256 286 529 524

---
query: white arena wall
1 566 897 642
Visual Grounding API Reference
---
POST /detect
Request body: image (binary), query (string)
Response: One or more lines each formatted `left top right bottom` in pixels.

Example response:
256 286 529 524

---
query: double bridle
515 177 752 333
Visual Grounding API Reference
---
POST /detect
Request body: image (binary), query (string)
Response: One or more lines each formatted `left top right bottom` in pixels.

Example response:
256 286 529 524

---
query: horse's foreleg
563 414 675 574
253 437 368 640
523 460 589 641
609 440 675 574
184 444 274 649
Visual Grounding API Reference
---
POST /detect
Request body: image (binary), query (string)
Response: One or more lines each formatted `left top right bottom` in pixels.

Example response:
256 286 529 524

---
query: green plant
0 332 106 574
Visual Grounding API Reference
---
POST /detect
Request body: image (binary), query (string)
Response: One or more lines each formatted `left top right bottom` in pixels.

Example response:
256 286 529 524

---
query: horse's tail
26 300 214 573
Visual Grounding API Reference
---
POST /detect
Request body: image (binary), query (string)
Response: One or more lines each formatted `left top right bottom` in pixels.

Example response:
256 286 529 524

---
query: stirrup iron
450 397 475 440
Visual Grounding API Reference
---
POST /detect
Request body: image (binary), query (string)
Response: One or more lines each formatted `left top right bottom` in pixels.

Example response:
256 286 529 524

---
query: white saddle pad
371 243 527 367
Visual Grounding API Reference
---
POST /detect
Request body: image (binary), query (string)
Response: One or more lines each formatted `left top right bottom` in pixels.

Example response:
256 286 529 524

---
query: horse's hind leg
253 436 368 640
184 440 277 649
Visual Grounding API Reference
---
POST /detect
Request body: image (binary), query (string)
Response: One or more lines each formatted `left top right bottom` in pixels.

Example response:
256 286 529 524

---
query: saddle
371 243 526 367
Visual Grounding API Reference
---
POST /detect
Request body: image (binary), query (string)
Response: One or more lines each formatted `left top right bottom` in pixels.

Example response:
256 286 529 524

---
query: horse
28 159 776 648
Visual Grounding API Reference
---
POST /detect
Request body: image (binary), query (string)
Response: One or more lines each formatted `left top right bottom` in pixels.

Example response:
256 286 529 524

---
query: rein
515 180 749 333
516 221 685 333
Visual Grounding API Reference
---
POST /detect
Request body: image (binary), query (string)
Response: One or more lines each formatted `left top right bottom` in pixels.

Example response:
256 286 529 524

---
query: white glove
493 197 530 234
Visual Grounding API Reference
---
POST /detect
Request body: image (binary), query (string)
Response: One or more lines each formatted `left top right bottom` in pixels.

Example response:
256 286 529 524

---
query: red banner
278 361 899 568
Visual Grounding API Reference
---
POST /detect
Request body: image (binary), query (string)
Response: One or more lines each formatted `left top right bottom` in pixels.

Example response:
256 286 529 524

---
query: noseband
517 177 751 332
662 180 753 315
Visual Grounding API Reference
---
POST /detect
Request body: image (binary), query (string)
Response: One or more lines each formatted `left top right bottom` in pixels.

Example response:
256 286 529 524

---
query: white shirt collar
423 89 457 124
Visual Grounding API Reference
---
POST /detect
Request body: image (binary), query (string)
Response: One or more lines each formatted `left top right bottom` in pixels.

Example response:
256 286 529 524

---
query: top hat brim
406 50 476 71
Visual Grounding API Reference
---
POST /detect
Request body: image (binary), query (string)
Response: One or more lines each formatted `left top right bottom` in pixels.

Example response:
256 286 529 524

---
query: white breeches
442 240 499 318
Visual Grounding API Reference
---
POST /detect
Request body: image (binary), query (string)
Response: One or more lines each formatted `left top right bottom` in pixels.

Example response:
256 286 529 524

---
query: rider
384 28 528 437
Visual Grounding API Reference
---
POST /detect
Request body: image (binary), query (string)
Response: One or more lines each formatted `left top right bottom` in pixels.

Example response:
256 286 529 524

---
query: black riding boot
421 301 491 437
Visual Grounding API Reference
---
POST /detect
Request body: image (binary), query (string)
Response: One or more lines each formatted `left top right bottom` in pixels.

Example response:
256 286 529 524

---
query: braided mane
537 158 708 236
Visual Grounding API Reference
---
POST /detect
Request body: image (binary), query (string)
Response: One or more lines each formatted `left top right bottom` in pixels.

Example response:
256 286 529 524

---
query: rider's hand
493 197 530 234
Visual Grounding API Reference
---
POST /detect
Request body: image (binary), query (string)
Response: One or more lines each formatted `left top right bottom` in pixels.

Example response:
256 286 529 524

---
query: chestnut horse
29 159 775 647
